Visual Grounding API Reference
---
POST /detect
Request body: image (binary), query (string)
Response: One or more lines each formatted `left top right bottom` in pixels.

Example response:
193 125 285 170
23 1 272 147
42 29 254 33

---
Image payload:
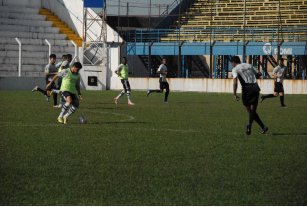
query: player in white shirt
260 58 287 107
32 54 58 106
146 58 170 103
231 56 268 135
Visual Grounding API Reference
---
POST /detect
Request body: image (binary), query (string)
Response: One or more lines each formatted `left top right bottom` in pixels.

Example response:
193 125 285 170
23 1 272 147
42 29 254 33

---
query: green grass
0 91 307 205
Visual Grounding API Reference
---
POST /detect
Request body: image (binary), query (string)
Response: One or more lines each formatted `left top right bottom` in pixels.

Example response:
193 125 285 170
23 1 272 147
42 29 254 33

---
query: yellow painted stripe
39 8 82 47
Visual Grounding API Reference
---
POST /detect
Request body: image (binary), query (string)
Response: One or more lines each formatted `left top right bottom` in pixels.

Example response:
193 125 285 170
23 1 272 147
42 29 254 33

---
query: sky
94 0 177 16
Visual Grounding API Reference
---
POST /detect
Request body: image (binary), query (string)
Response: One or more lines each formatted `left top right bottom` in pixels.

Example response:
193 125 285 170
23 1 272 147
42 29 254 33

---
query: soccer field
0 91 306 205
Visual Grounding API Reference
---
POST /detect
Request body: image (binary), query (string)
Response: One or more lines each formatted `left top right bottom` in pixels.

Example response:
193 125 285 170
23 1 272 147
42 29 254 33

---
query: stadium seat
162 0 307 42
0 5 78 77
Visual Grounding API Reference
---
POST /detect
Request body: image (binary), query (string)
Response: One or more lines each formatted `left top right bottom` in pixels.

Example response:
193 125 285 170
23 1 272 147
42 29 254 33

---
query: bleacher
0 5 79 77
162 0 307 42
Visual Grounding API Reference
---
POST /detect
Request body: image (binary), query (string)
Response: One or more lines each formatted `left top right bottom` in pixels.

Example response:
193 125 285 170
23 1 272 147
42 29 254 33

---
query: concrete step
0 12 46 21
0 64 45 72
0 31 67 40
0 6 39 14
0 38 75 47
0 25 60 34
0 71 45 77
0 44 74 53
0 57 47 65
0 51 74 59
0 18 52 27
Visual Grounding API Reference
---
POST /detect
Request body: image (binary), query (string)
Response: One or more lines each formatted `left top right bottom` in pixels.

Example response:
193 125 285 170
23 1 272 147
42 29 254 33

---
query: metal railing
123 27 307 43
15 38 21 77
13 38 78 77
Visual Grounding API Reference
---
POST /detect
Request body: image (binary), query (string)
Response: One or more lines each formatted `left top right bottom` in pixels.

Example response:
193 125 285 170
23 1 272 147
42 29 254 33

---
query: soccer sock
61 96 66 106
116 91 125 99
37 87 47 95
262 94 275 99
253 113 265 129
63 105 77 118
164 90 169 102
280 96 285 106
248 110 256 127
126 92 132 102
59 102 70 118
52 89 61 94
53 93 58 106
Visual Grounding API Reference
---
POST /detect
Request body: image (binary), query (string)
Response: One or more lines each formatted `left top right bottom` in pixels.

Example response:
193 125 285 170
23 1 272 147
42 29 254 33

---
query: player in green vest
46 62 83 124
114 57 135 105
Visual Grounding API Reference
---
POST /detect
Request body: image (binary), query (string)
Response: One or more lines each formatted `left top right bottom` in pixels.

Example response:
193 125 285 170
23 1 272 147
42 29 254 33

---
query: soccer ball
79 115 87 124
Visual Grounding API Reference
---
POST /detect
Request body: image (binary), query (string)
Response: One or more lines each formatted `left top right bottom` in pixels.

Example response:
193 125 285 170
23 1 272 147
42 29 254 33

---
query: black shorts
62 91 79 107
242 83 260 106
159 78 169 91
121 79 131 93
274 82 284 93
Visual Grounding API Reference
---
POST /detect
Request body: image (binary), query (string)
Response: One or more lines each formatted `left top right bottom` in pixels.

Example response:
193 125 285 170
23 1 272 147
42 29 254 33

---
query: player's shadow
90 121 147 124
271 132 307 137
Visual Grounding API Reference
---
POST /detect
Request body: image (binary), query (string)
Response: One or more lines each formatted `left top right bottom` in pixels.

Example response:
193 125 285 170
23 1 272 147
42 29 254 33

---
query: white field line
0 121 201 133
83 109 135 122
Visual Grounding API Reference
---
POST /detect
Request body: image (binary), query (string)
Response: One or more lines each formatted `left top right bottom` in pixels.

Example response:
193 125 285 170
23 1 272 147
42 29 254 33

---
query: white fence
111 77 307 94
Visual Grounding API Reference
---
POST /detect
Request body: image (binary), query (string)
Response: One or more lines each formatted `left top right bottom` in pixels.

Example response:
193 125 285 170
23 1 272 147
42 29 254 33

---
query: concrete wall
1 77 306 94
0 0 42 8
41 0 123 91
0 77 45 90
42 0 123 43
111 78 307 94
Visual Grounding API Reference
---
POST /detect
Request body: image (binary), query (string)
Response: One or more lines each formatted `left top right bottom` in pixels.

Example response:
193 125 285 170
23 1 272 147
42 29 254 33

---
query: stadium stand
0 5 79 77
162 0 307 42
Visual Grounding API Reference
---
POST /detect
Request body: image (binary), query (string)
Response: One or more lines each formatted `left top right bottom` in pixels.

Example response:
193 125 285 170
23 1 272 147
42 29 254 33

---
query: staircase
139 55 162 76
0 5 77 77
39 9 82 47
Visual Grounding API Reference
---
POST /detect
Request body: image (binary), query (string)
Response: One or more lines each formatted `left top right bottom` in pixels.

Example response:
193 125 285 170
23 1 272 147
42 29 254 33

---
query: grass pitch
0 91 306 205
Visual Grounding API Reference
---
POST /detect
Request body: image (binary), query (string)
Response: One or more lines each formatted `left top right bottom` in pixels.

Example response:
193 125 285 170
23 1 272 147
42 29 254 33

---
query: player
231 56 268 135
146 58 170 103
46 62 83 124
56 54 68 70
260 58 287 107
52 54 73 107
32 54 58 107
113 57 135 105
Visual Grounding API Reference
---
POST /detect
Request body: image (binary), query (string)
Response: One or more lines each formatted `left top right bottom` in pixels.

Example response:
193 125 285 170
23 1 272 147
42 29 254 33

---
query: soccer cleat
128 101 135 106
57 117 64 124
114 98 118 105
56 104 62 108
146 90 151 97
260 95 265 103
32 86 38 92
164 101 169 104
260 126 269 134
281 105 287 108
246 125 251 135
63 117 68 124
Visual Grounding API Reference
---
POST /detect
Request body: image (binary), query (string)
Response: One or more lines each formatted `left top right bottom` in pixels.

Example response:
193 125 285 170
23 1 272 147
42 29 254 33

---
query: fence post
70 40 78 62
44 39 51 57
15 38 22 77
